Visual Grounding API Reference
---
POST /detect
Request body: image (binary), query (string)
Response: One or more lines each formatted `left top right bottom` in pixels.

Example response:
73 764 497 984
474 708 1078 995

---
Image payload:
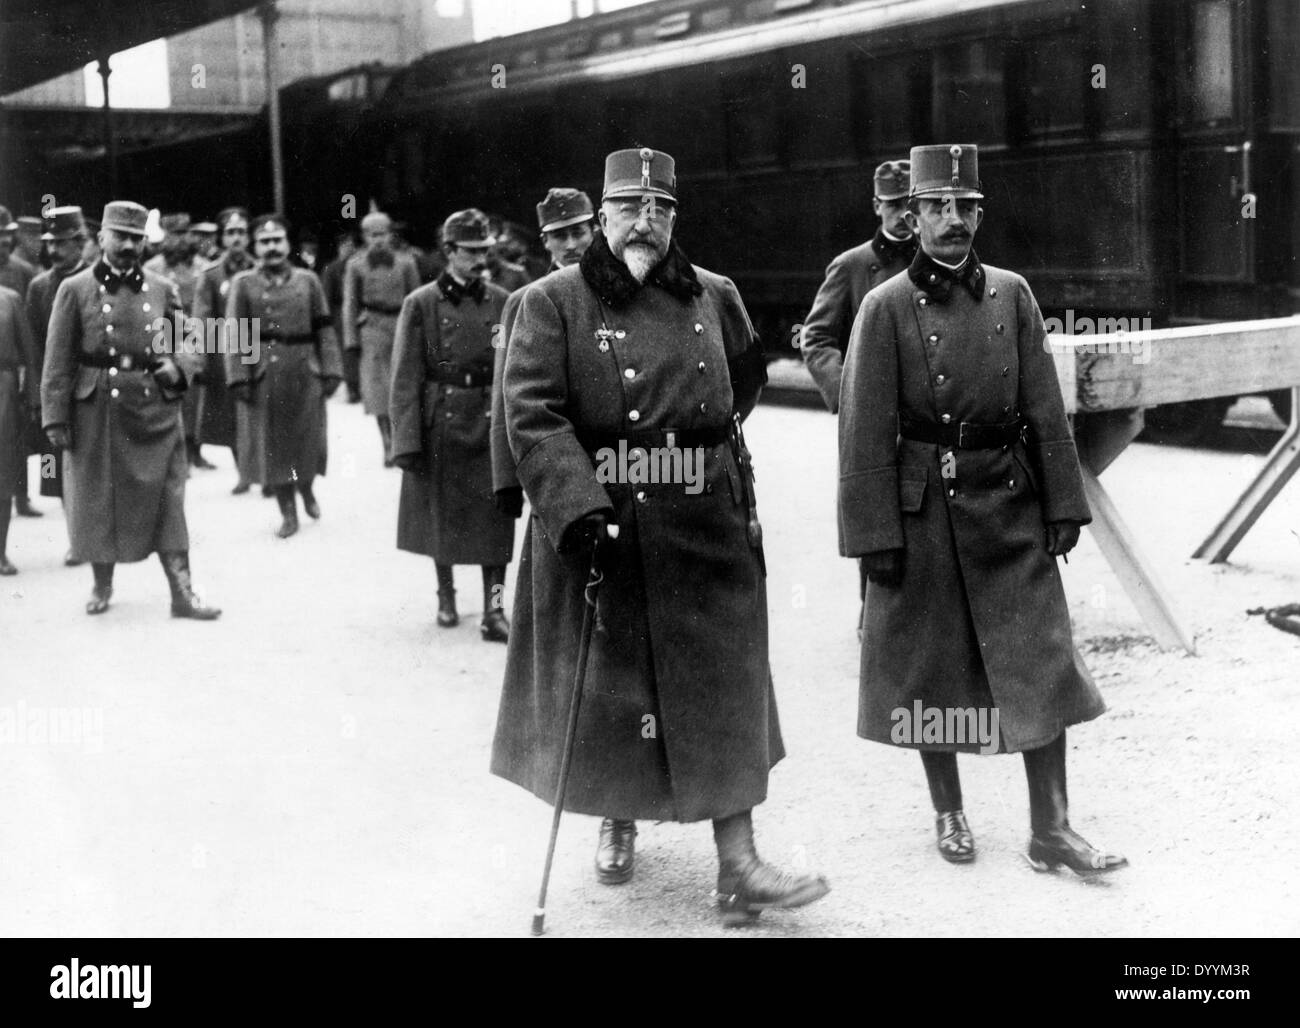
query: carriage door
1173 0 1256 321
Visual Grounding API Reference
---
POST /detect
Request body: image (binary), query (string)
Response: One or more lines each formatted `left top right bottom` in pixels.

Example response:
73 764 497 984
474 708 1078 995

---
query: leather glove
494 487 524 519
560 510 613 554
152 357 184 389
46 424 72 451
393 452 425 473
321 375 342 398
1045 521 1081 557
862 548 904 587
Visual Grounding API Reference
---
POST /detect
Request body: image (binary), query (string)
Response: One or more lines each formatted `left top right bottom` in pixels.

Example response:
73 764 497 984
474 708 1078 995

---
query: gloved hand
46 423 72 451
152 357 184 389
561 510 613 554
392 452 425 473
321 375 342 398
862 548 904 587
1045 521 1081 557
494 487 524 519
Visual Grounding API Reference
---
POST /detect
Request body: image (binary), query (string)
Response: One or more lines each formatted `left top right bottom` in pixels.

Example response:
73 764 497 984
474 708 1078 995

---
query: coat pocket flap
73 365 99 401
898 465 927 513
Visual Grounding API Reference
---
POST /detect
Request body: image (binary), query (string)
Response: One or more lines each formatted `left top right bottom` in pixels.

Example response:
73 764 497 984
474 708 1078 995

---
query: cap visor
911 188 984 200
451 239 494 249
540 213 595 233
874 189 910 201
602 187 676 202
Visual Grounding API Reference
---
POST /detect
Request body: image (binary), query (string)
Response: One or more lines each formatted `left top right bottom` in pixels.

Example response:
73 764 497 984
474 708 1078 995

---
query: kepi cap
603 147 677 203
874 160 910 201
41 206 86 241
159 212 192 233
190 222 218 235
910 143 983 200
441 208 493 249
0 206 17 232
16 216 43 235
101 201 150 237
536 188 594 233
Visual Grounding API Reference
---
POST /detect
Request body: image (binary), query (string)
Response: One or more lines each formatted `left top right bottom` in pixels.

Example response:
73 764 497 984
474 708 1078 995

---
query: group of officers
0 138 1127 930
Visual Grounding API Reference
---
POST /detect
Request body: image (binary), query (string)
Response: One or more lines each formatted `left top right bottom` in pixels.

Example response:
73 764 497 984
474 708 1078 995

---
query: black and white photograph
0 0 1295 976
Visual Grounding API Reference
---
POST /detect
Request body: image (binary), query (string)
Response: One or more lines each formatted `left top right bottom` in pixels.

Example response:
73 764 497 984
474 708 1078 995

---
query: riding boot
299 478 321 520
159 551 221 620
378 416 394 467
275 485 299 538
0 502 15 574
713 809 830 926
595 818 637 884
86 561 115 615
921 750 974 863
480 565 509 642
435 563 458 627
1023 731 1127 875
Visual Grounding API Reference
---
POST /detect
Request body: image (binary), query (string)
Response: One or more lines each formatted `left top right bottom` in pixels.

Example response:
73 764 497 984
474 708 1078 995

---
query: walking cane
531 521 619 936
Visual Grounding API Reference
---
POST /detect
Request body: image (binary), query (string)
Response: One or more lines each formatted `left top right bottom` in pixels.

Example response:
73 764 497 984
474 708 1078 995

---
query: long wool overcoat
193 250 257 464
342 250 421 417
41 263 199 562
223 266 341 490
0 286 38 497
25 261 86 497
389 277 515 566
490 237 777 823
838 250 1104 754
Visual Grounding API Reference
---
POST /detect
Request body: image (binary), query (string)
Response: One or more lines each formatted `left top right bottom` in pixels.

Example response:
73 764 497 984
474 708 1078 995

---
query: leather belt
900 414 1024 449
431 362 491 388
362 302 403 315
78 351 154 371
578 424 729 451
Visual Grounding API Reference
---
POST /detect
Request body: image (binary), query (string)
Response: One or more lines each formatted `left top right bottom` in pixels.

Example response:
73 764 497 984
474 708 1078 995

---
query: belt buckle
121 354 134 371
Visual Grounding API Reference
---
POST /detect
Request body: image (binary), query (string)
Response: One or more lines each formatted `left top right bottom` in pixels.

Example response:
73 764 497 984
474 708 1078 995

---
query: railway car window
1094 8 1150 132
1179 0 1235 126
787 54 853 166
853 52 929 155
403 130 425 194
933 41 1006 145
725 70 783 169
1267 1 1300 130
1020 33 1086 138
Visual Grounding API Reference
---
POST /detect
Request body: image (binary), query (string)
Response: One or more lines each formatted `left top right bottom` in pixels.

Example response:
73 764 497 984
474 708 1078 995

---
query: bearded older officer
839 144 1125 875
492 148 828 925
41 201 219 618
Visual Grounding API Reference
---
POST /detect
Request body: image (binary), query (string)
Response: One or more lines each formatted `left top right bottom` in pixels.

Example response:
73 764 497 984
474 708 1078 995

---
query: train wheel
1140 399 1231 447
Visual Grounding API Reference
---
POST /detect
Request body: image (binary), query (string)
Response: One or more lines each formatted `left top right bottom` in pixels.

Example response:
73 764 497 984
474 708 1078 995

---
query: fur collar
580 232 703 310
908 247 985 304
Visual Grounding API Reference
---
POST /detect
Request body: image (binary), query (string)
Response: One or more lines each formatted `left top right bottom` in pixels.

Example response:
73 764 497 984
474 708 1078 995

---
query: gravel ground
1 394 1297 937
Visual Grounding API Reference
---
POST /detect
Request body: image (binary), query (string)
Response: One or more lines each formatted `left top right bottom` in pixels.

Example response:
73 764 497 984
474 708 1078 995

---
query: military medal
595 327 614 352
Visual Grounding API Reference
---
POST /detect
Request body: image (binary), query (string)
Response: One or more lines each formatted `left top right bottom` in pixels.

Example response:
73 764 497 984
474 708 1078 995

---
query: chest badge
595 327 615 353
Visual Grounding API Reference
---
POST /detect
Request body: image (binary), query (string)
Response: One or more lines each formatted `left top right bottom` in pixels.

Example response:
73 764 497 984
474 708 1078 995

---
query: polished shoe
1025 828 1128 876
480 609 509 642
935 809 976 863
171 595 222 620
595 818 637 885
276 511 299 539
232 480 252 495
0 555 17 575
160 551 221 620
64 550 85 567
301 491 321 520
716 861 831 927
14 497 42 517
86 585 112 615
383 457 396 469
436 594 458 628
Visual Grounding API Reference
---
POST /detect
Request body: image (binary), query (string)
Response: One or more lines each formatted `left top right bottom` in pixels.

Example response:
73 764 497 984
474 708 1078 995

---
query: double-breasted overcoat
193 250 257 461
838 251 1104 753
342 250 420 417
490 236 778 823
0 286 38 498
389 275 515 565
223 266 341 490
41 262 199 562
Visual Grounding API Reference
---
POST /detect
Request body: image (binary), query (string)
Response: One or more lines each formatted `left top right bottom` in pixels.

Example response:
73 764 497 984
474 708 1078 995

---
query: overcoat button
699 402 707 413
919 298 928 306
636 490 647 503
989 287 997 297
698 362 706 372
940 413 952 424
110 388 120 398
929 334 939 343
948 488 955 497
624 368 635 379
694 323 703 334
1009 480 1016 489
1001 367 1009 376
705 483 714 494
630 448 645 461
615 329 627 339
996 324 1004 333
108 348 116 357
102 304 111 314
109 367 118 377
141 283 149 292
936 374 945 384
105 324 114 333
871 265 879 273
142 303 151 312
628 409 640 422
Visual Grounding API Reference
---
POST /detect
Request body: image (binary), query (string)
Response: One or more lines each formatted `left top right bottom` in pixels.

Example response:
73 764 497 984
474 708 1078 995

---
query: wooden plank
1048 316 1300 412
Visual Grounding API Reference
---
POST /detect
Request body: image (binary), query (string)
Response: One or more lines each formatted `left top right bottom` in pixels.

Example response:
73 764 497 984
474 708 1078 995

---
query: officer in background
490 187 597 517
225 214 342 538
390 209 515 642
15 216 46 269
839 144 1126 875
0 208 35 311
321 229 361 403
42 201 219 618
493 148 829 925
801 159 915 637
0 279 38 574
342 211 421 466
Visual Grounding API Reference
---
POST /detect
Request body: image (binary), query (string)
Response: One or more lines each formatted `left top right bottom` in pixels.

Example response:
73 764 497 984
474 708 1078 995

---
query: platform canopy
0 0 259 96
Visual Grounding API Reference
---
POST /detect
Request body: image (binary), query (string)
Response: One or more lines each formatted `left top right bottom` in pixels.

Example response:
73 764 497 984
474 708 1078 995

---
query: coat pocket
1011 449 1041 496
898 464 927 513
73 365 99 402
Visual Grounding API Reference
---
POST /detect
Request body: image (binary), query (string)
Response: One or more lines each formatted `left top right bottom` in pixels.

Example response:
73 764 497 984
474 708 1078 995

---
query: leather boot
435 563 458 627
159 551 222 620
713 810 830 926
480 565 509 642
275 485 299 538
0 503 14 574
921 750 974 863
87 562 114 615
379 416 394 468
1023 731 1127 875
595 818 637 884
299 480 321 520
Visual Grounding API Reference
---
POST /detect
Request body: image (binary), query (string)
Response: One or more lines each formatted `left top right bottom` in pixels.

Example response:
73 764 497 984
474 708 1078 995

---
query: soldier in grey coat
839 144 1125 876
